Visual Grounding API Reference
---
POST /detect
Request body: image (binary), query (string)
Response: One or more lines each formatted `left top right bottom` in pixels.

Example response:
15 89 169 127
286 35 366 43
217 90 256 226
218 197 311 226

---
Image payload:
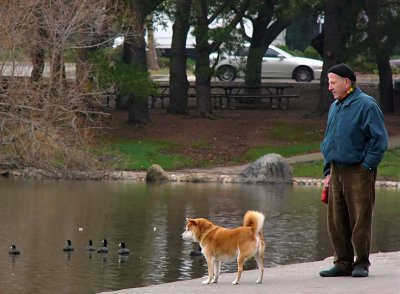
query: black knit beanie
327 63 356 82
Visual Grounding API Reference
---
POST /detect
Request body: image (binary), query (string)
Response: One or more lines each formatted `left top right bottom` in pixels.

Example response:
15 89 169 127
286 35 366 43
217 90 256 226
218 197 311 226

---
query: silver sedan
212 45 323 82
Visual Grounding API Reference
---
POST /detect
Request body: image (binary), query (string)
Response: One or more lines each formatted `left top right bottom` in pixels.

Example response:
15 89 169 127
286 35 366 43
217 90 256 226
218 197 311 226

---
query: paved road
3 62 399 84
151 73 400 84
100 251 400 294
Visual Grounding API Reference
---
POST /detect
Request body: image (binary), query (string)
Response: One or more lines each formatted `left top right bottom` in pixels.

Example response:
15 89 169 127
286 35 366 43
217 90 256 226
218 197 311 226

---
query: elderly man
319 63 388 278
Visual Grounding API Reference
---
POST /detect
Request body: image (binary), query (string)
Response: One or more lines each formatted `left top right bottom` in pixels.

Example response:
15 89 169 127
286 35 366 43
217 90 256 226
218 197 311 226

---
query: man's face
328 73 351 99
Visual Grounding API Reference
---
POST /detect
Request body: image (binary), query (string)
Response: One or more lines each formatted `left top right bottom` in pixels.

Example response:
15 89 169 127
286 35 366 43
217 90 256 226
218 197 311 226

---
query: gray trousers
328 163 376 270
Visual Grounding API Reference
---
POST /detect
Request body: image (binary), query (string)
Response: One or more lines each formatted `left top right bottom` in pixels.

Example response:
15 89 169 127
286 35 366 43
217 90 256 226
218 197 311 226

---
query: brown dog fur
181 210 265 284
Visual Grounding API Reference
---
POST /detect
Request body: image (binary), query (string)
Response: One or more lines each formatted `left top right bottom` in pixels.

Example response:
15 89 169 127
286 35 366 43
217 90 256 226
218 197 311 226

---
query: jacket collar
334 87 360 107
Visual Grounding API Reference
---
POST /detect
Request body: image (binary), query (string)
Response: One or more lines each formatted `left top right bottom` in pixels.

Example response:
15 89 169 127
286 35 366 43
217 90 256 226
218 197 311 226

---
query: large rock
239 153 293 183
146 164 170 182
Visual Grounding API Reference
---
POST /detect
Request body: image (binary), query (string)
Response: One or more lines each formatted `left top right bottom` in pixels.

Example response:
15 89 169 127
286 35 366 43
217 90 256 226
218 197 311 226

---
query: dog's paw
202 279 211 284
256 279 263 284
211 278 218 283
232 280 239 285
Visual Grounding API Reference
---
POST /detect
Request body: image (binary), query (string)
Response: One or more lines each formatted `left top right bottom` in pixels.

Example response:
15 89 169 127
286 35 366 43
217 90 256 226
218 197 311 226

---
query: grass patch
238 122 322 162
292 149 400 181
376 149 400 181
293 160 324 178
97 140 193 170
269 123 323 143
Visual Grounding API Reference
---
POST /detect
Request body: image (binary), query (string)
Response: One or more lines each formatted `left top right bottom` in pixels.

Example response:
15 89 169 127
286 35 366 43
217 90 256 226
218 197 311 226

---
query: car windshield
234 46 292 59
264 48 280 58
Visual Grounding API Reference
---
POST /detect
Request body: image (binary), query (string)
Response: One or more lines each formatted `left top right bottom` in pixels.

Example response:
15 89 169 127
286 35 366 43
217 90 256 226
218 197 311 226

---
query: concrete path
100 251 400 294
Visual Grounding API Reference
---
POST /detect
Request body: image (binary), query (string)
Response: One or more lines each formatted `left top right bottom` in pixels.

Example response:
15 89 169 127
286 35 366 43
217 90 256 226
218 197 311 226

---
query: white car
212 45 323 82
390 59 400 68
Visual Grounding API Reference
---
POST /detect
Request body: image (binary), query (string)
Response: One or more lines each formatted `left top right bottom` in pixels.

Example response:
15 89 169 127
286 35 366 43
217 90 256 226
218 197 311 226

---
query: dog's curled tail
243 210 265 234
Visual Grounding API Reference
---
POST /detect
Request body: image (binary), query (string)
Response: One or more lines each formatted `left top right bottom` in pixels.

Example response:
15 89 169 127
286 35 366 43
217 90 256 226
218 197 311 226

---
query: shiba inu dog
181 210 265 285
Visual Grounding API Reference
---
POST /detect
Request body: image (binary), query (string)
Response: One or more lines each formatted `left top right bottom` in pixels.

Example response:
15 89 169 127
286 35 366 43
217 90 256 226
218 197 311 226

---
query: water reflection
0 178 398 293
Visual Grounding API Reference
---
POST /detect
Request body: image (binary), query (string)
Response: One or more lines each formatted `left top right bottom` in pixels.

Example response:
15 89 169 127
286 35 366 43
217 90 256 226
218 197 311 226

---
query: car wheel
293 67 313 82
217 65 237 82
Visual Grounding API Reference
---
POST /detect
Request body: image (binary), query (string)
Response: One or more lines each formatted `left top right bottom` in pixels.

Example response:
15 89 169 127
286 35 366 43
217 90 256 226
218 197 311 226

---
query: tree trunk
122 0 150 125
127 94 151 125
192 0 250 117
245 8 291 87
30 10 47 83
31 46 45 83
365 0 396 114
146 14 160 70
316 0 359 116
194 0 213 117
376 54 394 113
245 21 268 87
311 31 324 57
49 48 66 94
168 0 192 115
195 49 213 117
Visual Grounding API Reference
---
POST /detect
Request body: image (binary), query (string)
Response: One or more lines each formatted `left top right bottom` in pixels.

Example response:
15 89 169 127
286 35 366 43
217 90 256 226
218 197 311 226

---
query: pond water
0 178 399 293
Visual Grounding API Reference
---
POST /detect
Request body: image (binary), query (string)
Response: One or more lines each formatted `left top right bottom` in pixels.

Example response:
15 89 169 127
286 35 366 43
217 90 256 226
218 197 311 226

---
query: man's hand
324 174 331 187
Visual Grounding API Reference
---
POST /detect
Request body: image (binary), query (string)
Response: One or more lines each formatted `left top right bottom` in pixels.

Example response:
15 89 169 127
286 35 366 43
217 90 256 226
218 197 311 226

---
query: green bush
187 58 196 72
277 45 322 60
348 55 377 73
391 64 400 74
90 48 157 100
303 46 322 60
157 57 170 68
277 45 304 57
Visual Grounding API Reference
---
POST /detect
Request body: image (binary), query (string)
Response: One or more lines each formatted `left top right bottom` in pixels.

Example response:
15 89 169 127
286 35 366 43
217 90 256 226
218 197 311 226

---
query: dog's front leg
202 256 214 284
211 260 221 283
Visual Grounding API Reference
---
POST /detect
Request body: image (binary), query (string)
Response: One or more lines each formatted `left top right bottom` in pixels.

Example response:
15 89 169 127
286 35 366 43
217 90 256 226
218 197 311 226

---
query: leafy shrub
90 47 157 101
348 55 377 73
157 57 170 68
303 46 322 60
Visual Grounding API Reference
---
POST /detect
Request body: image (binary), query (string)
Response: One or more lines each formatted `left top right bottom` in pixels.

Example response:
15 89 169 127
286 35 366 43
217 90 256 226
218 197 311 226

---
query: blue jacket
320 87 388 176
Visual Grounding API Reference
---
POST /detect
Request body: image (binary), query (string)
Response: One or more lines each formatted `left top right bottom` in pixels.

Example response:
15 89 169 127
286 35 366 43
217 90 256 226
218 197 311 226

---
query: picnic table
150 83 299 109
149 84 197 108
210 84 298 109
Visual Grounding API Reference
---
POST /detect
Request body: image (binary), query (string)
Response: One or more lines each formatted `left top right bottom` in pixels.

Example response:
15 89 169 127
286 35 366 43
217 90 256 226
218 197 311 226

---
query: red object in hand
321 186 329 204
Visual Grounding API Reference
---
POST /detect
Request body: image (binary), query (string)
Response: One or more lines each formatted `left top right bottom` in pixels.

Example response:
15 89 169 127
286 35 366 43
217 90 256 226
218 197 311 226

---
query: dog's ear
186 218 197 225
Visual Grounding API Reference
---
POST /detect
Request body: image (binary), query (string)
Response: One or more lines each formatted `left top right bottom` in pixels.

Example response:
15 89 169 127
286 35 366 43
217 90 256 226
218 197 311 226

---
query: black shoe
319 266 352 277
352 266 369 277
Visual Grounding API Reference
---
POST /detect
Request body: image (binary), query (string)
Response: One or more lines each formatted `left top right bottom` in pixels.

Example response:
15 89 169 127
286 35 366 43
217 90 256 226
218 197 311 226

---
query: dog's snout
181 230 193 241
